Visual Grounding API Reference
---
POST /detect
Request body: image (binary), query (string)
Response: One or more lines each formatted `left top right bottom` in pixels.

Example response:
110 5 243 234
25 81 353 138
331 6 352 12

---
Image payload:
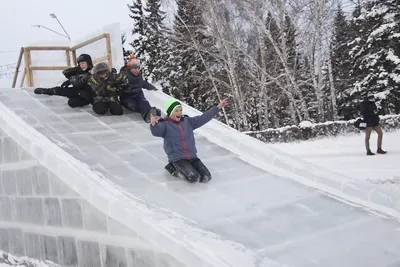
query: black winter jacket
119 66 156 98
360 98 380 127
62 66 93 101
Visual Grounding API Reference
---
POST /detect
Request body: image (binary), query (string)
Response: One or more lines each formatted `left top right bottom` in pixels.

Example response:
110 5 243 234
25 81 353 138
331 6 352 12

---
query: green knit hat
165 99 182 117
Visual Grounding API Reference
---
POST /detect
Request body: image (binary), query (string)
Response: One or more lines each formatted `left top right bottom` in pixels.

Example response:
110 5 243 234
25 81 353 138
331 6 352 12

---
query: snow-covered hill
271 129 400 187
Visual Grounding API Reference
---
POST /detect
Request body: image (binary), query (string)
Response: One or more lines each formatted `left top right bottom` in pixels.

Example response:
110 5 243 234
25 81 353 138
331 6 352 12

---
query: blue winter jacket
150 106 220 162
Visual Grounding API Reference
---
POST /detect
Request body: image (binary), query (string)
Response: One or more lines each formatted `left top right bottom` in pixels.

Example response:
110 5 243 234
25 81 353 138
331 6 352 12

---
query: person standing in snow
88 62 129 116
119 55 161 123
360 94 387 156
149 98 229 183
34 54 94 108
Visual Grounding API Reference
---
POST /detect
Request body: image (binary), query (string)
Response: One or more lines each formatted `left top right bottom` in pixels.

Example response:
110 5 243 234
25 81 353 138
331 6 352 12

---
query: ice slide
0 87 400 267
2 23 400 267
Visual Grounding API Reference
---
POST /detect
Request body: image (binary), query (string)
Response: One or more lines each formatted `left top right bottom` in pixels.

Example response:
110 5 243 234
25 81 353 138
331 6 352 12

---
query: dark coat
119 66 156 98
87 73 129 104
61 66 93 101
62 66 91 89
360 98 380 127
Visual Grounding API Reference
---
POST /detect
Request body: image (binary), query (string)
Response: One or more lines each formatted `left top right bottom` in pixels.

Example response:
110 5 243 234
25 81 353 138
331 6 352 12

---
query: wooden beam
25 46 70 51
30 66 70 71
12 47 24 88
92 55 109 65
105 33 113 69
70 34 107 51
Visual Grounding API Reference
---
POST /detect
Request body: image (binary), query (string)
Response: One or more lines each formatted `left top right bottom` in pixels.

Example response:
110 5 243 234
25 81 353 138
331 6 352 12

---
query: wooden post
12 47 24 88
23 48 32 87
27 49 34 87
72 50 77 66
105 33 113 68
66 50 71 67
19 69 26 88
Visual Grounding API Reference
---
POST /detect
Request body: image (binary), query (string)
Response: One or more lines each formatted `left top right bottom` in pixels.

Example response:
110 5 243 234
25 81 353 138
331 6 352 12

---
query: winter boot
377 148 387 154
165 163 176 175
165 163 186 180
143 107 158 123
200 175 212 183
34 88 56 95
366 149 375 156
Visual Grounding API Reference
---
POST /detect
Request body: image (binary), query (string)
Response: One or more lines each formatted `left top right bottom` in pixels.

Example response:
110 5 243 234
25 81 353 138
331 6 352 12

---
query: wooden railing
12 33 113 88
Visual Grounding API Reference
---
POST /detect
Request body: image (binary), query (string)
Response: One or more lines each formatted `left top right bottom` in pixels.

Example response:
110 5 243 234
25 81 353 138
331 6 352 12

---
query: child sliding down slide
149 98 229 183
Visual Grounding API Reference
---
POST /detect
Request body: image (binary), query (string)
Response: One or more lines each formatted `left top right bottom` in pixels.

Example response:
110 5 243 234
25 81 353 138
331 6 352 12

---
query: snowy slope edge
0 96 284 267
0 250 59 267
146 90 400 221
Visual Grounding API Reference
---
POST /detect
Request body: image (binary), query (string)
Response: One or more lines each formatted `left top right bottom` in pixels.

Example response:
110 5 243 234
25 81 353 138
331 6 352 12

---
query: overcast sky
0 0 175 87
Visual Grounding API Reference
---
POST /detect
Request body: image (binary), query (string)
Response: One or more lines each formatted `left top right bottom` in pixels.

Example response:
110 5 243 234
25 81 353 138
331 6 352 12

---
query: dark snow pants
167 158 212 183
93 102 123 115
120 93 151 118
41 86 92 108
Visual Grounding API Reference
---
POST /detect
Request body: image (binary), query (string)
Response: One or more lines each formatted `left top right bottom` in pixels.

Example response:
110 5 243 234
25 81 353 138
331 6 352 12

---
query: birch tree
202 0 249 130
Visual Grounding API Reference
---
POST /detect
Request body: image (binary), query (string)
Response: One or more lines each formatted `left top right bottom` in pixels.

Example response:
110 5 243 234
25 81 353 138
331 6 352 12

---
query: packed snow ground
270 129 400 186
0 251 58 267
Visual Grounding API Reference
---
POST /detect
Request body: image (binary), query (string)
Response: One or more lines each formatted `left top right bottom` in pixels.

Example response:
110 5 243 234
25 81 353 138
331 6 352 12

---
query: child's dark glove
149 85 158 91
81 73 91 83
61 80 71 88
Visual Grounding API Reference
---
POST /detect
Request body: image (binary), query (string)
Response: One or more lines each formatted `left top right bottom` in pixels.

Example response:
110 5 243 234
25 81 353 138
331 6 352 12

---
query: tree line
123 0 400 132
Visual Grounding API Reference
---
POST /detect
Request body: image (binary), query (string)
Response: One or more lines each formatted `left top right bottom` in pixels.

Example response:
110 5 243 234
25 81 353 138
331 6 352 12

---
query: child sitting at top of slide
149 98 229 183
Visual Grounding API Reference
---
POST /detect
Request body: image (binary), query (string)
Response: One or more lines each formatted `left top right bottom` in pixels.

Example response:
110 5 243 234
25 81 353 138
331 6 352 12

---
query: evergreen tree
167 0 219 112
261 13 288 127
142 0 169 80
121 33 133 64
282 13 316 123
256 12 312 127
283 14 297 69
330 3 353 119
127 0 146 58
349 0 400 113
346 3 369 115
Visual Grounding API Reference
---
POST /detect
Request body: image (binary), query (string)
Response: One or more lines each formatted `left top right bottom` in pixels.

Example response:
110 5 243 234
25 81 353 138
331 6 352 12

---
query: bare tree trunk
255 20 271 129
203 0 249 131
327 46 338 120
237 0 310 122
312 21 325 121
297 0 337 122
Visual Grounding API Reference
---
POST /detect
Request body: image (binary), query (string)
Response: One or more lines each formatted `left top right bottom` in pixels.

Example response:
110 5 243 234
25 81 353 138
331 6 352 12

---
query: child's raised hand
150 113 158 126
218 98 229 109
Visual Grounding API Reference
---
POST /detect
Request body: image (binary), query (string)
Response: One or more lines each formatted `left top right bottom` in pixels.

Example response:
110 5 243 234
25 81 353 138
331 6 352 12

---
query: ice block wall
0 127 184 266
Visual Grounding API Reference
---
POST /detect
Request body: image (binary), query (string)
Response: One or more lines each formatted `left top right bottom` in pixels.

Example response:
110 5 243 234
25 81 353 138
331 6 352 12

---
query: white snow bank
0 250 59 267
270 130 400 192
299 121 313 128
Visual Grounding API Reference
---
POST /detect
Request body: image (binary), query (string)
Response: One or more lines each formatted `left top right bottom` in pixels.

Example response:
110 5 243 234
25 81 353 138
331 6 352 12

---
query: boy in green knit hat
150 98 229 183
